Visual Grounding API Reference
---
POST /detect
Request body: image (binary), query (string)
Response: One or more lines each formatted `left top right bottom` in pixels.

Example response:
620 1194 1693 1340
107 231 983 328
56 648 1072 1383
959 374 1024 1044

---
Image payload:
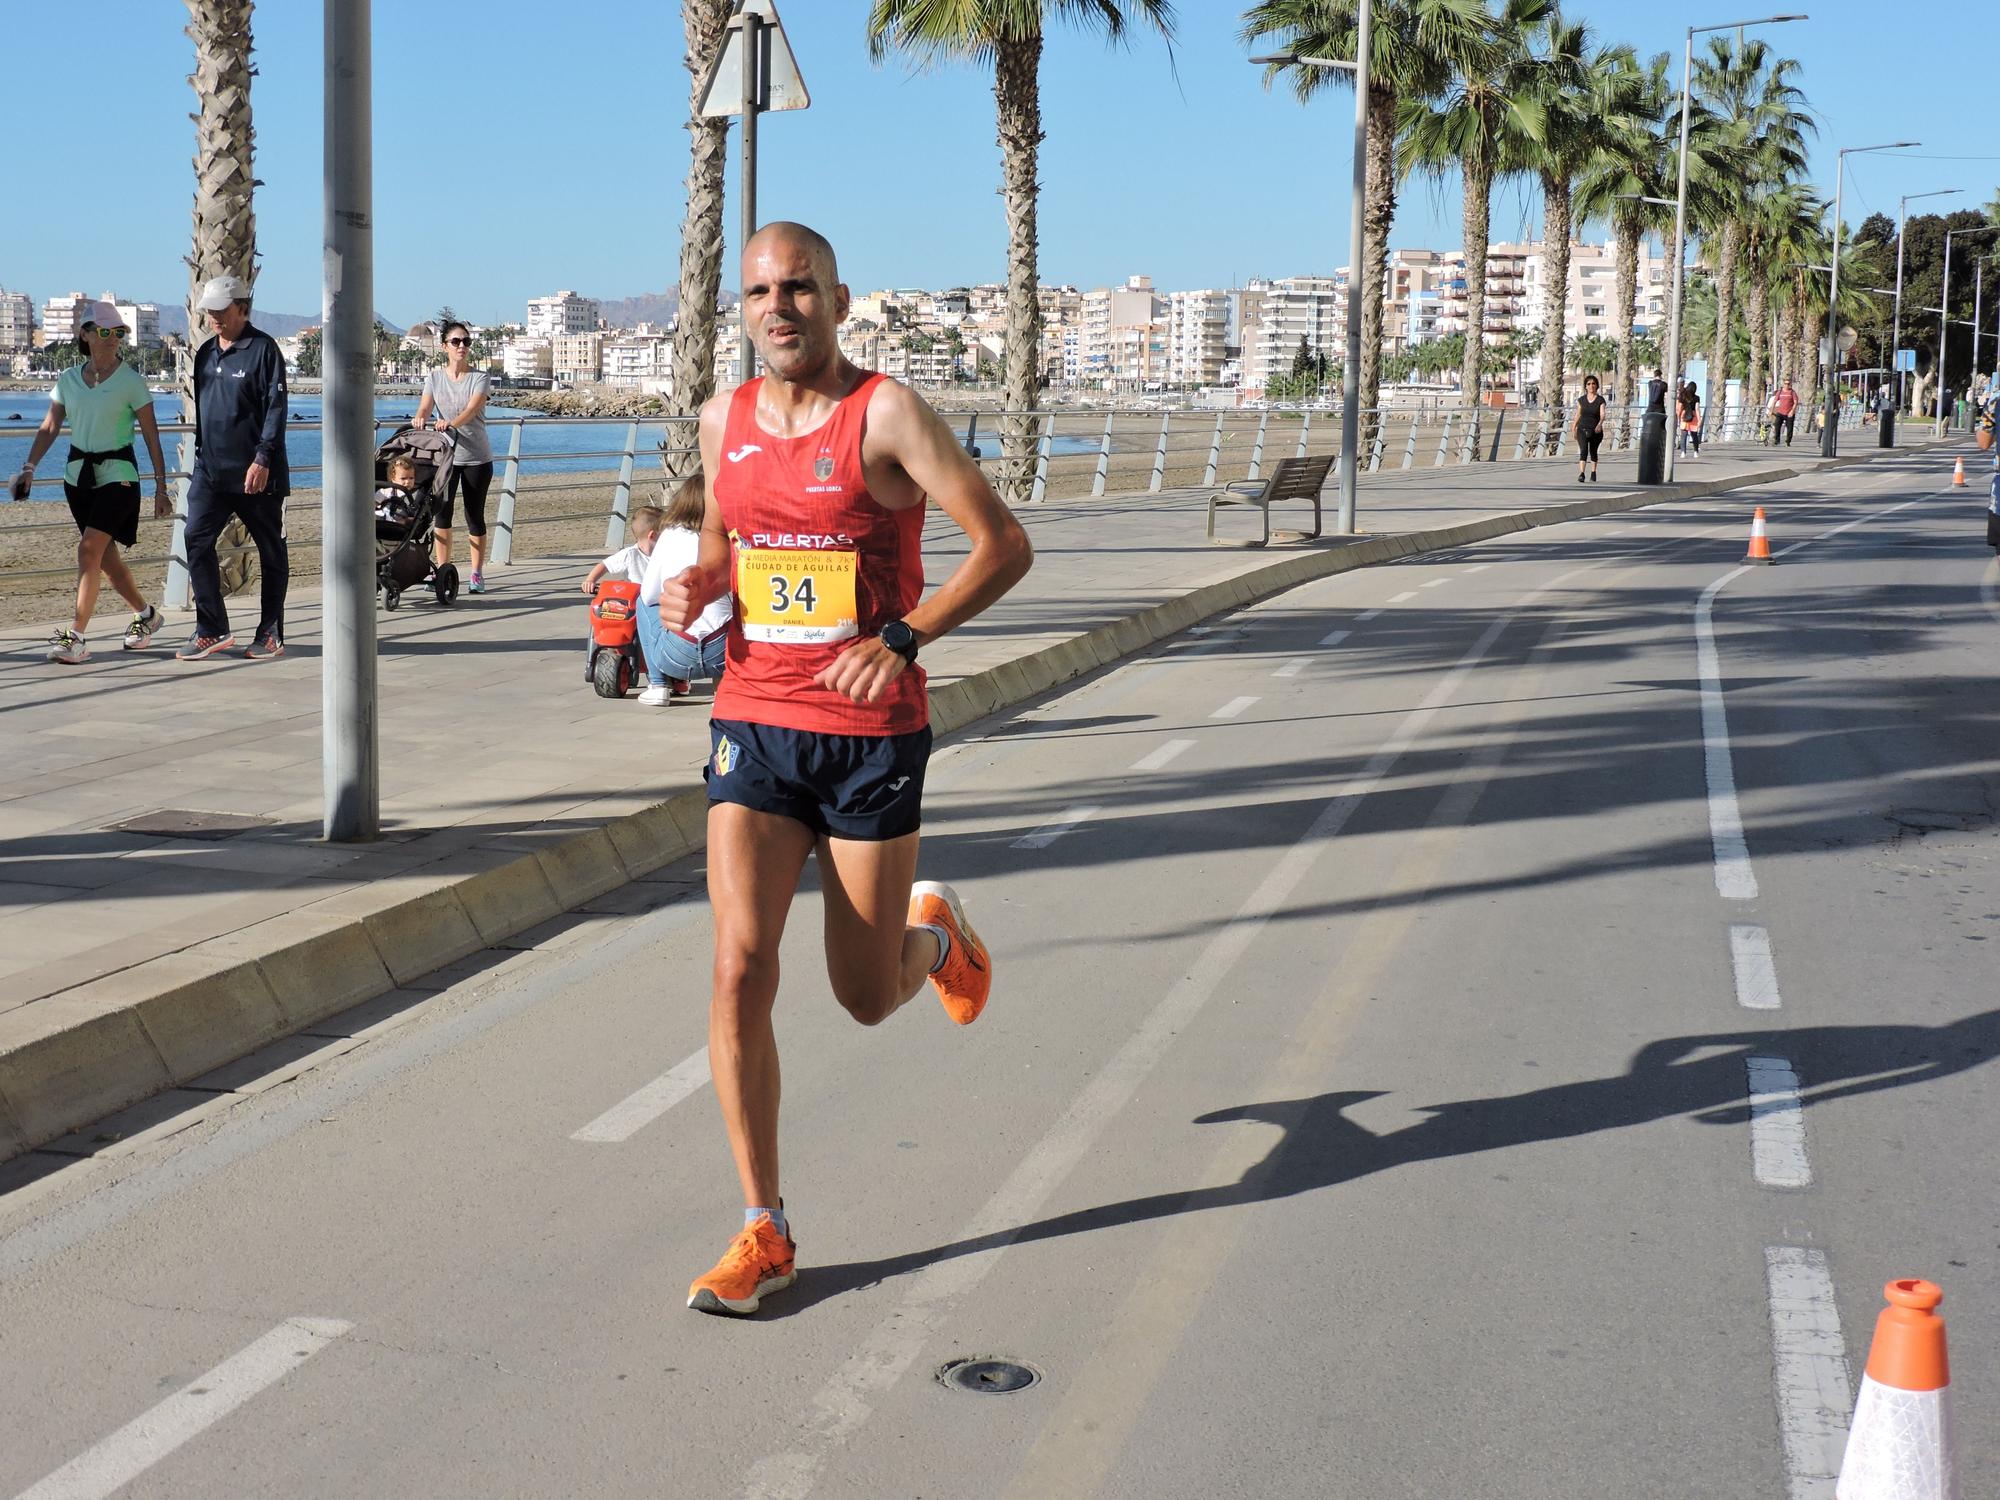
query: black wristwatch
880 619 919 664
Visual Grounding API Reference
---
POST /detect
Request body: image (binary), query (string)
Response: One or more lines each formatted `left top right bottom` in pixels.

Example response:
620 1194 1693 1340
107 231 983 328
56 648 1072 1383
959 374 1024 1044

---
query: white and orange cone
1836 1279 1957 1500
1744 506 1775 565
1951 457 1967 487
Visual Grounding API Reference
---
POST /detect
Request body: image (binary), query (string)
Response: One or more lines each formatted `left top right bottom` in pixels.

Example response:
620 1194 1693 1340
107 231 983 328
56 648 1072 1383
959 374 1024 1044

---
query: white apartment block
102 293 161 348
1080 275 1161 389
41 292 90 348
500 337 552 380
1244 275 1346 392
1167 289 1231 389
1382 250 1450 350
551 330 604 385
0 290 32 351
601 335 666 389
525 289 600 341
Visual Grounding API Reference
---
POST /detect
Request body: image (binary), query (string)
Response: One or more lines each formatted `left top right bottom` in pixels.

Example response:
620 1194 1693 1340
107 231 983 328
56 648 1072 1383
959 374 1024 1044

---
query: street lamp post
1250 0 1368 535
1822 140 1919 457
1892 189 1959 413
1935 225 2000 434
1664 13 1806 484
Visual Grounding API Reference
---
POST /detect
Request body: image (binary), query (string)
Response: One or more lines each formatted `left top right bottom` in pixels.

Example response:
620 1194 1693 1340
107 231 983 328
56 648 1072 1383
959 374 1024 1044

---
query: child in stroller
374 425 460 610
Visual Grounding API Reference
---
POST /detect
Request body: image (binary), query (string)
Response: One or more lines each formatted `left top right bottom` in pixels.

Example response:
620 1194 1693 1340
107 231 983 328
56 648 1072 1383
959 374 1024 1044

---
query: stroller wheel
434 563 459 606
592 647 628 699
384 586 402 612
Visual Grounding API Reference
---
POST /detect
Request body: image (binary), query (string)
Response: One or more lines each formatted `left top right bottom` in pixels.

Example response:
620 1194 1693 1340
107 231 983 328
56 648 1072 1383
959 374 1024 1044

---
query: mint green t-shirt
53 362 153 487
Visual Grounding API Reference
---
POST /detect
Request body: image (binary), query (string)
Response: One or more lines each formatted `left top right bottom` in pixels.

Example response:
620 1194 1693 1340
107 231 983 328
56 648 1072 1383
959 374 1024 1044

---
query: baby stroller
374 425 459 610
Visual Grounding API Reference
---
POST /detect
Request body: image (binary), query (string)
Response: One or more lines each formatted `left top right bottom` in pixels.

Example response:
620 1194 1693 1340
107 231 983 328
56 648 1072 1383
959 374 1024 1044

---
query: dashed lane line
1730 926 1782 1010
1317 629 1351 647
1272 658 1309 679
1012 806 1102 850
1353 609 1382 623
1765 1248 1853 1500
571 1047 712 1143
1210 697 1259 720
1746 1056 1812 1189
1387 591 1417 604
1421 578 1450 588
1130 739 1196 773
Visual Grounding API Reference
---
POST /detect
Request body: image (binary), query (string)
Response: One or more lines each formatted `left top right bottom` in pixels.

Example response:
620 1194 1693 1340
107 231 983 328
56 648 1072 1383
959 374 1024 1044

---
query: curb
0 446 1929 1161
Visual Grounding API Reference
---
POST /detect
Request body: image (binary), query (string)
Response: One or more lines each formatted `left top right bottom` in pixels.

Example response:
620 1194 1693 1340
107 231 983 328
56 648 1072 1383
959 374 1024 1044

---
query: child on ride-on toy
583 506 662 699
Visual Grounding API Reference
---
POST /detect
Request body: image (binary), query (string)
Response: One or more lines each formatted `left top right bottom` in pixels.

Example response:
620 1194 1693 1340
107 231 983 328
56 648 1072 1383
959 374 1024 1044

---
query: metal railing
0 397 1798 598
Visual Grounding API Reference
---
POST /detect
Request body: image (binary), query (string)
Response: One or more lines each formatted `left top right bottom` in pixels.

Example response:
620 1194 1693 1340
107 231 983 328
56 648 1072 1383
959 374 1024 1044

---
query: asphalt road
1 449 1995 1499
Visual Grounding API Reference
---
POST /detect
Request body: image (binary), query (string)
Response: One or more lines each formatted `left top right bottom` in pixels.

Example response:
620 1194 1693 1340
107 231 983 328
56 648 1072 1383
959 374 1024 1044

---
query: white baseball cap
196 274 254 311
77 299 127 331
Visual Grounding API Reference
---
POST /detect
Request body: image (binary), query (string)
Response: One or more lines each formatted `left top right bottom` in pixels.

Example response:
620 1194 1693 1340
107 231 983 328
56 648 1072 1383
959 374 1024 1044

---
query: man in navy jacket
179 274 292 661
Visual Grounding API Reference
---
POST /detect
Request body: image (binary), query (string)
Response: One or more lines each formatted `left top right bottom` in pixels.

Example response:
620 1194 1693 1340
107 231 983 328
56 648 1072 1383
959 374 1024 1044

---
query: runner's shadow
765 1007 2000 1318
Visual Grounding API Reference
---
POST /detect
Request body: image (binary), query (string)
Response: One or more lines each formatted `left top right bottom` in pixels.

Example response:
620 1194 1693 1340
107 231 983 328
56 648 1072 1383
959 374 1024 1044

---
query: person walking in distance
413 321 494 592
178 275 291 660
12 302 173 663
1573 374 1606 483
656 222 1033 1316
1677 380 1703 456
1770 379 1798 447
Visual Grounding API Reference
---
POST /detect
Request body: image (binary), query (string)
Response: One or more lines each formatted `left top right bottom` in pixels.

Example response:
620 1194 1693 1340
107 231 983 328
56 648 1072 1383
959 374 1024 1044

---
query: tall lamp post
1664 13 1806 484
1250 0 1369 535
1821 140 1918 456
1935 224 2000 434
1892 189 1959 413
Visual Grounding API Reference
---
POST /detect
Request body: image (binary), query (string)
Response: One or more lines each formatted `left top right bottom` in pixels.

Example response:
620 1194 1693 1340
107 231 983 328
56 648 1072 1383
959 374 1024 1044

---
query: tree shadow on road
767 1006 2000 1318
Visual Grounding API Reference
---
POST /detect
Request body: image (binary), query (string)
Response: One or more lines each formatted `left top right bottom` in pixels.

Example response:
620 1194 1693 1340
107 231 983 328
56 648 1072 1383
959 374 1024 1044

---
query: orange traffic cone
1744 506 1774 565
1835 1279 1956 1500
1952 457 1967 486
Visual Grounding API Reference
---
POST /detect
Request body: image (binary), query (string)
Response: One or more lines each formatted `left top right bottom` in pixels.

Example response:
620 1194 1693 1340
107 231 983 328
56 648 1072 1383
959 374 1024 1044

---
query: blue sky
5 0 1996 326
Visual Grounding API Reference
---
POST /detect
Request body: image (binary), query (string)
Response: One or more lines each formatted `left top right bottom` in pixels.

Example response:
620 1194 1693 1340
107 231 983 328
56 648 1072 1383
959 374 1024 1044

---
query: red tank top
710 372 928 735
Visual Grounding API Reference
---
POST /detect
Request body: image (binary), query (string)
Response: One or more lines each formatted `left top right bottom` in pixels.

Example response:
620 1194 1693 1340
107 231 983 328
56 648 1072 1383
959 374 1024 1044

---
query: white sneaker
636 684 671 707
46 629 88 665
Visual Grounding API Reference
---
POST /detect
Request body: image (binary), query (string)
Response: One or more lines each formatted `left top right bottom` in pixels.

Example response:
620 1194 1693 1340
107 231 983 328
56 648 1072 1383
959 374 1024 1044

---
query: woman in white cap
11 300 172 663
413 320 494 592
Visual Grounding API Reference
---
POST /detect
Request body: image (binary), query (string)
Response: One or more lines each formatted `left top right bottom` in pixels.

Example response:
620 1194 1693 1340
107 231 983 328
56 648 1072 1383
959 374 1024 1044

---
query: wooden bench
1206 453 1334 547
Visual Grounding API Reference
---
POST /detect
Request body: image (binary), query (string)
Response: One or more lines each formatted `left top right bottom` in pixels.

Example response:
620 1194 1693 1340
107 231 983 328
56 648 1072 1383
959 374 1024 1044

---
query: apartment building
1166 289 1231 389
1243 275 1345 392
40 292 90 349
1080 275 1162 388
1438 245 1534 343
1381 250 1450 350
1560 239 1668 338
551 330 604 385
525 289 600 341
500 337 553 380
601 335 666 389
0 290 32 351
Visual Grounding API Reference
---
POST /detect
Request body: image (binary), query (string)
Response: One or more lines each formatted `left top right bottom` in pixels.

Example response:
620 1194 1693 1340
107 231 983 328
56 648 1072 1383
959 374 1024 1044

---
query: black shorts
706 717 932 841
65 481 141 548
438 461 493 535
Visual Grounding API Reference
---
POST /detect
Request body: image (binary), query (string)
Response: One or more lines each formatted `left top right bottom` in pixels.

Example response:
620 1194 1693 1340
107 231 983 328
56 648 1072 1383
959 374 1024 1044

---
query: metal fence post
1149 411 1171 492
1247 410 1269 481
1368 418 1386 473
163 430 196 609
1295 410 1312 460
1512 414 1529 462
1202 412 1223 486
491 419 523 565
1487 408 1505 462
1459 410 1479 465
1434 411 1456 467
1402 415 1420 470
604 420 639 551
1091 410 1114 497
963 412 980 454
1031 412 1051 505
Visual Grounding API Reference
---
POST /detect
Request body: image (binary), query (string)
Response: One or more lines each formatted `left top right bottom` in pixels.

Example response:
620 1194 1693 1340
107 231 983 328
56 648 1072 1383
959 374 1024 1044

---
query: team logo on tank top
814 455 834 481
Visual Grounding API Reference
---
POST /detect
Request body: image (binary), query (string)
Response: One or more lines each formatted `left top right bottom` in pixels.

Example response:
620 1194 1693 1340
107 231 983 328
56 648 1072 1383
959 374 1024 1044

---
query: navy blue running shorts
705 717 932 841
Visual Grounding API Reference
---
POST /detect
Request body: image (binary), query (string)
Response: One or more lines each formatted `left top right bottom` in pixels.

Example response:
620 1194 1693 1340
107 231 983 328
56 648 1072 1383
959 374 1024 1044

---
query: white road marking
1317 629 1351 647
1464 563 1490 574
1353 609 1382 623
571 1047 711 1143
1765 1247 1853 1499
1421 578 1450 588
1130 739 1196 772
1210 697 1259 719
745 594 1561 1500
1747 1056 1812 1188
1387 591 1417 603
1012 806 1101 849
1272 657 1310 678
16 1317 353 1500
1695 567 1759 900
1730 926 1782 1010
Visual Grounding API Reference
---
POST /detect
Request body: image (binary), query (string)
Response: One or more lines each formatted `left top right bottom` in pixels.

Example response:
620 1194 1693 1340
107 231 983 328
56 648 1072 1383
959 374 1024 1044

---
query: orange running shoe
687 1214 796 1316
910 880 990 1025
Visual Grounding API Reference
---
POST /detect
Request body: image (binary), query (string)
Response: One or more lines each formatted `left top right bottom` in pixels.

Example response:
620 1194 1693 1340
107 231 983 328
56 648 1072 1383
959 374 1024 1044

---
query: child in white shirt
582 506 661 593
636 474 731 705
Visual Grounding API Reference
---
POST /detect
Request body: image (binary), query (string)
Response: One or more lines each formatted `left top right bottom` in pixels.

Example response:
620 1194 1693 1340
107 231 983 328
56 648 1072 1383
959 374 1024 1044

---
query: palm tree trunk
1538 174 1573 454
1744 263 1770 431
185 0 259 595
1611 217 1641 433
1359 86 1398 443
993 32 1044 509
1459 154 1492 449
668 0 732 459
1710 219 1740 417
1792 283 1816 404
1774 294 1793 389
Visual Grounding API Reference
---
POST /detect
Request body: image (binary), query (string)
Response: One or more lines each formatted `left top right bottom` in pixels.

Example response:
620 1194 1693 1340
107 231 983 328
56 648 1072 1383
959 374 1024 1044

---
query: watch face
883 622 915 655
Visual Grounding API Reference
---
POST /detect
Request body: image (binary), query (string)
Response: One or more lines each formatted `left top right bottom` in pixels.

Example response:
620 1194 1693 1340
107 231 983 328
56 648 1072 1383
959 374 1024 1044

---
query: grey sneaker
176 631 235 661
46 629 88 665
122 605 164 650
245 634 285 661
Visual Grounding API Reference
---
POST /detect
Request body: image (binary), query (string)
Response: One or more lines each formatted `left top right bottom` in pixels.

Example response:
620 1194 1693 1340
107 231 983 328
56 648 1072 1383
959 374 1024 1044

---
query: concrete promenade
0 437 1929 1159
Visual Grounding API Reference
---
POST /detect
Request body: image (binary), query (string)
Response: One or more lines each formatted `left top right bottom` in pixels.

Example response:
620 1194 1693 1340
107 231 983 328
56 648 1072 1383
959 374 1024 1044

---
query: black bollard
1637 411 1667 484
1877 407 1895 448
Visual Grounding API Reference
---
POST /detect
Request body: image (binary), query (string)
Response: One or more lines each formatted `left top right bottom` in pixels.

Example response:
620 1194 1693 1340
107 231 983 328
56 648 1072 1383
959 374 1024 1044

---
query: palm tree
1396 0 1538 423
185 0 259 594
870 1 1176 508
1574 49 1671 418
667 0 733 472
1243 0 1492 438
1738 181 1818 424
1691 36 1813 416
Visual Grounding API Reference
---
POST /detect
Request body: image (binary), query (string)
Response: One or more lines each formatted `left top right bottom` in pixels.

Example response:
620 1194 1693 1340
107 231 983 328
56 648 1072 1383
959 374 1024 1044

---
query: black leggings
439 461 493 535
1577 428 1602 463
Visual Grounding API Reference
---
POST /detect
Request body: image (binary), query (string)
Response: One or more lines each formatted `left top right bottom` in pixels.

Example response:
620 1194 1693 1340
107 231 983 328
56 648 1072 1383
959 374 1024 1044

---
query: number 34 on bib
736 546 860 644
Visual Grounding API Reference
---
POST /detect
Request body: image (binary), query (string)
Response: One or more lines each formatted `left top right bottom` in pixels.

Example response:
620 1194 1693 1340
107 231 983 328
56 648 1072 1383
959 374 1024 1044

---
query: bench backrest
1263 453 1335 500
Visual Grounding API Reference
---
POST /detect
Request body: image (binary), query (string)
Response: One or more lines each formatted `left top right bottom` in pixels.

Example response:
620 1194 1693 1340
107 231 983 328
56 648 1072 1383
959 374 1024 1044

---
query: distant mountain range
592 289 737 329
156 306 399 339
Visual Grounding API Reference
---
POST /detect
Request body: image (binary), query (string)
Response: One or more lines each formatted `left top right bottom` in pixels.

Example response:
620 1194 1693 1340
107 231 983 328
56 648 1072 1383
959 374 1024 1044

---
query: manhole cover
937 1358 1041 1395
108 809 275 841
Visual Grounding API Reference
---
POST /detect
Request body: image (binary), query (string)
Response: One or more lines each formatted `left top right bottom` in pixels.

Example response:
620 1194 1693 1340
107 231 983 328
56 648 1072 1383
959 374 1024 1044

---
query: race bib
736 546 859 644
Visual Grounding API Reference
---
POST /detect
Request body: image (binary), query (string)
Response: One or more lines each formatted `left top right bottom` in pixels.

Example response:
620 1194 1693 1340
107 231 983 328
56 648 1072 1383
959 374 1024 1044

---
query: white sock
920 923 951 975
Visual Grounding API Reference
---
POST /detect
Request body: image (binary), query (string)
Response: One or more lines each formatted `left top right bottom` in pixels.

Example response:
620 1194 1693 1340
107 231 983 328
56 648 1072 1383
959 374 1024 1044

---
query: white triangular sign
697 0 810 119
